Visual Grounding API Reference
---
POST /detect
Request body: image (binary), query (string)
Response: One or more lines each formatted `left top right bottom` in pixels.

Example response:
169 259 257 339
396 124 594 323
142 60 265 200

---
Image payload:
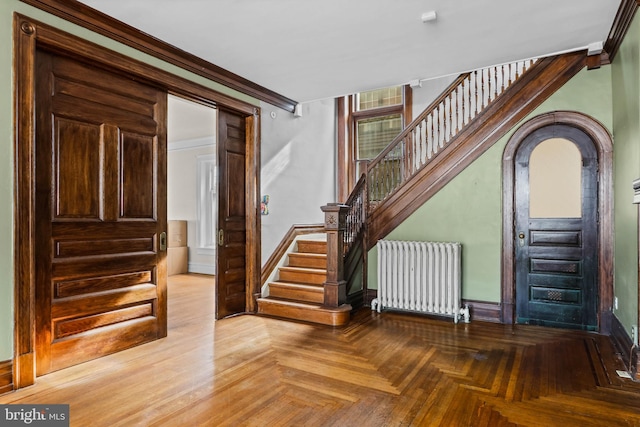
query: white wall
258 78 460 265
260 99 337 263
168 142 216 274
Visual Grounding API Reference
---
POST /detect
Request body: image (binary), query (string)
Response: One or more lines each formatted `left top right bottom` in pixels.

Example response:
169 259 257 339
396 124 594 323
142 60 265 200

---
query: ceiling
79 0 621 104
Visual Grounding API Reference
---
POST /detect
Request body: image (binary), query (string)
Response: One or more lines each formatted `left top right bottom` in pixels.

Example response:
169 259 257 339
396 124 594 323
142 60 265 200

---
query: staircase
366 52 587 245
257 238 351 326
260 51 590 326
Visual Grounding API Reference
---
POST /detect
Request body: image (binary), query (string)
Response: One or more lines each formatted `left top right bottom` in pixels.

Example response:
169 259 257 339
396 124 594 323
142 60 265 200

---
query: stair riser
269 285 324 304
297 241 327 254
288 254 327 269
279 270 326 285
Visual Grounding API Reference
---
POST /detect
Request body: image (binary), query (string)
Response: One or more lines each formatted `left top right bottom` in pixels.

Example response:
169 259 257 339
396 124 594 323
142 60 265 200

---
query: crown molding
19 0 297 112
603 0 640 64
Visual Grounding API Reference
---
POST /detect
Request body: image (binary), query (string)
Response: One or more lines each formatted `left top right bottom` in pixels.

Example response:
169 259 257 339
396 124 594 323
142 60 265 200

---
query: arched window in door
529 138 582 218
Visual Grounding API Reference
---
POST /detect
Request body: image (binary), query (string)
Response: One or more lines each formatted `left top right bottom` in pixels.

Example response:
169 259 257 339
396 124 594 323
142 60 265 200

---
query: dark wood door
217 110 248 318
35 51 167 374
515 125 598 330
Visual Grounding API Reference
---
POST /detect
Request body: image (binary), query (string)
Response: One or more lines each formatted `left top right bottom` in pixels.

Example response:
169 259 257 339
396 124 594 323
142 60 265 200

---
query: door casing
13 14 261 388
502 111 613 333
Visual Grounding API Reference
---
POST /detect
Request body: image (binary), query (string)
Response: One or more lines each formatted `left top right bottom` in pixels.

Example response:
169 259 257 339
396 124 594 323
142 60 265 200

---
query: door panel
54 119 102 218
121 132 157 217
36 50 167 375
515 125 598 330
217 110 248 318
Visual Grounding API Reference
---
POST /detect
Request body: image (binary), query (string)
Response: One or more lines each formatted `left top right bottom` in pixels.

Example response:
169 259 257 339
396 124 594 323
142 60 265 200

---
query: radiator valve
459 305 471 323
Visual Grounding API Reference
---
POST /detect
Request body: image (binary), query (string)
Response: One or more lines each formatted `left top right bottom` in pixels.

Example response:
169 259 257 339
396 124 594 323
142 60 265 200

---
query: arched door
514 124 598 330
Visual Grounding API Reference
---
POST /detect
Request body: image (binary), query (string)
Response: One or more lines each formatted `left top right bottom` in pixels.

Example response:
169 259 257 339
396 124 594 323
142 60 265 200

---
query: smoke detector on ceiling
421 11 437 23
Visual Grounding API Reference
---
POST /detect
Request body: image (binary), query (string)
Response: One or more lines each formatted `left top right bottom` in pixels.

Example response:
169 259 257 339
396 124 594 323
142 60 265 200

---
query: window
529 138 582 218
196 154 216 255
337 85 411 201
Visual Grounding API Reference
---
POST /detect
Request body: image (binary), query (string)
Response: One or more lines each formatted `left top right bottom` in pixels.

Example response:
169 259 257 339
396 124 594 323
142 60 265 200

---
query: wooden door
515 125 598 330
216 110 248 318
35 50 167 374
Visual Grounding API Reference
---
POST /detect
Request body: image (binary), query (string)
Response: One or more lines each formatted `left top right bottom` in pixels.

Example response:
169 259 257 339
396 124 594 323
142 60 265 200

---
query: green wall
368 66 614 304
0 1 14 362
0 1 259 361
612 13 640 335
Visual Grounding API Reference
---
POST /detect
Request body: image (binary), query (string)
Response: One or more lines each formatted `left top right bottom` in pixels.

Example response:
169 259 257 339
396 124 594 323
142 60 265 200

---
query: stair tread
290 253 327 258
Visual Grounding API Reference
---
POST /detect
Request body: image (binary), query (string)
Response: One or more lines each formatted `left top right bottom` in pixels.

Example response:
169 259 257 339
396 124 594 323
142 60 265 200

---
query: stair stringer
367 51 587 247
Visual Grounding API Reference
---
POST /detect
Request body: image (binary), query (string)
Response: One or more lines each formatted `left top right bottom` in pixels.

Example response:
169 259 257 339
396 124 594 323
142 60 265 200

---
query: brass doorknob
518 232 525 239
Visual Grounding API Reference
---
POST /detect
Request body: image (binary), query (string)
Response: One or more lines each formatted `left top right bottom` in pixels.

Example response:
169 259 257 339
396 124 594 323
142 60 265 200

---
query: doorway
502 111 613 332
14 15 261 388
167 95 218 274
167 94 218 321
514 129 598 330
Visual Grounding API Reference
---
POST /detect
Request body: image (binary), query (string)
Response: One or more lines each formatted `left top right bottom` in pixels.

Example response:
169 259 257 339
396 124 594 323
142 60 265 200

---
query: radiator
371 240 469 323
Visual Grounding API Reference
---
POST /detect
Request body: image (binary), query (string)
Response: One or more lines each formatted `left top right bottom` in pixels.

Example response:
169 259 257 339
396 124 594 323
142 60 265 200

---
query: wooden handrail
367 52 586 246
319 59 543 309
366 60 537 206
367 73 470 168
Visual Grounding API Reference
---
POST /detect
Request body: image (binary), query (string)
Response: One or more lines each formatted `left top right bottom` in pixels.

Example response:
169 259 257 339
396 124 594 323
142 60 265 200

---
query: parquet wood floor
2 274 640 426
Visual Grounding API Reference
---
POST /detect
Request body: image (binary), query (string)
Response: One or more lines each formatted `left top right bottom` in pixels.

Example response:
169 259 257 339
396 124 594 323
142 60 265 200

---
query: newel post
321 203 348 307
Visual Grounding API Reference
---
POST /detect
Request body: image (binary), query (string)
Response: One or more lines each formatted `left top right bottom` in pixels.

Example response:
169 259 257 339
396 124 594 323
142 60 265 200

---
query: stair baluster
366 59 538 206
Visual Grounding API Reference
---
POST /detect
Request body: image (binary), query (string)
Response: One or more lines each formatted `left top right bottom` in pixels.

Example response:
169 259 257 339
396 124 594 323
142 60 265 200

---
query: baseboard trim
364 291 501 323
364 289 377 307
462 299 502 323
0 360 13 395
609 313 640 380
188 263 216 275
348 290 365 311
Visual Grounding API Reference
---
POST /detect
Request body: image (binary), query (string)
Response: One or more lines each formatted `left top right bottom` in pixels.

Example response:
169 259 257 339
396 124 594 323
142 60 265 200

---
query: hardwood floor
2 273 640 426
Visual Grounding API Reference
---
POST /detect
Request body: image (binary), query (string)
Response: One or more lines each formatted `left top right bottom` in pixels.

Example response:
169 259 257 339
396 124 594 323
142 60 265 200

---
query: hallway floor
1 273 639 426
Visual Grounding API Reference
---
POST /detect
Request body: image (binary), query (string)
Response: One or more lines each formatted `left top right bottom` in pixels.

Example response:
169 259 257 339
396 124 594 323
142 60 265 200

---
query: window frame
337 85 412 201
196 153 217 256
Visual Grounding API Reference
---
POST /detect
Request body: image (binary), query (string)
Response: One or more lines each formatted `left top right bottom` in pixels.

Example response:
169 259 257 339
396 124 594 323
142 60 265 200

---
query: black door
515 124 598 330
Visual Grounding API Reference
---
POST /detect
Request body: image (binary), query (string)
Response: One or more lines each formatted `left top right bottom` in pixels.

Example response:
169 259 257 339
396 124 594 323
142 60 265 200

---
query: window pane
529 138 582 218
197 154 217 250
357 86 402 111
357 114 402 160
